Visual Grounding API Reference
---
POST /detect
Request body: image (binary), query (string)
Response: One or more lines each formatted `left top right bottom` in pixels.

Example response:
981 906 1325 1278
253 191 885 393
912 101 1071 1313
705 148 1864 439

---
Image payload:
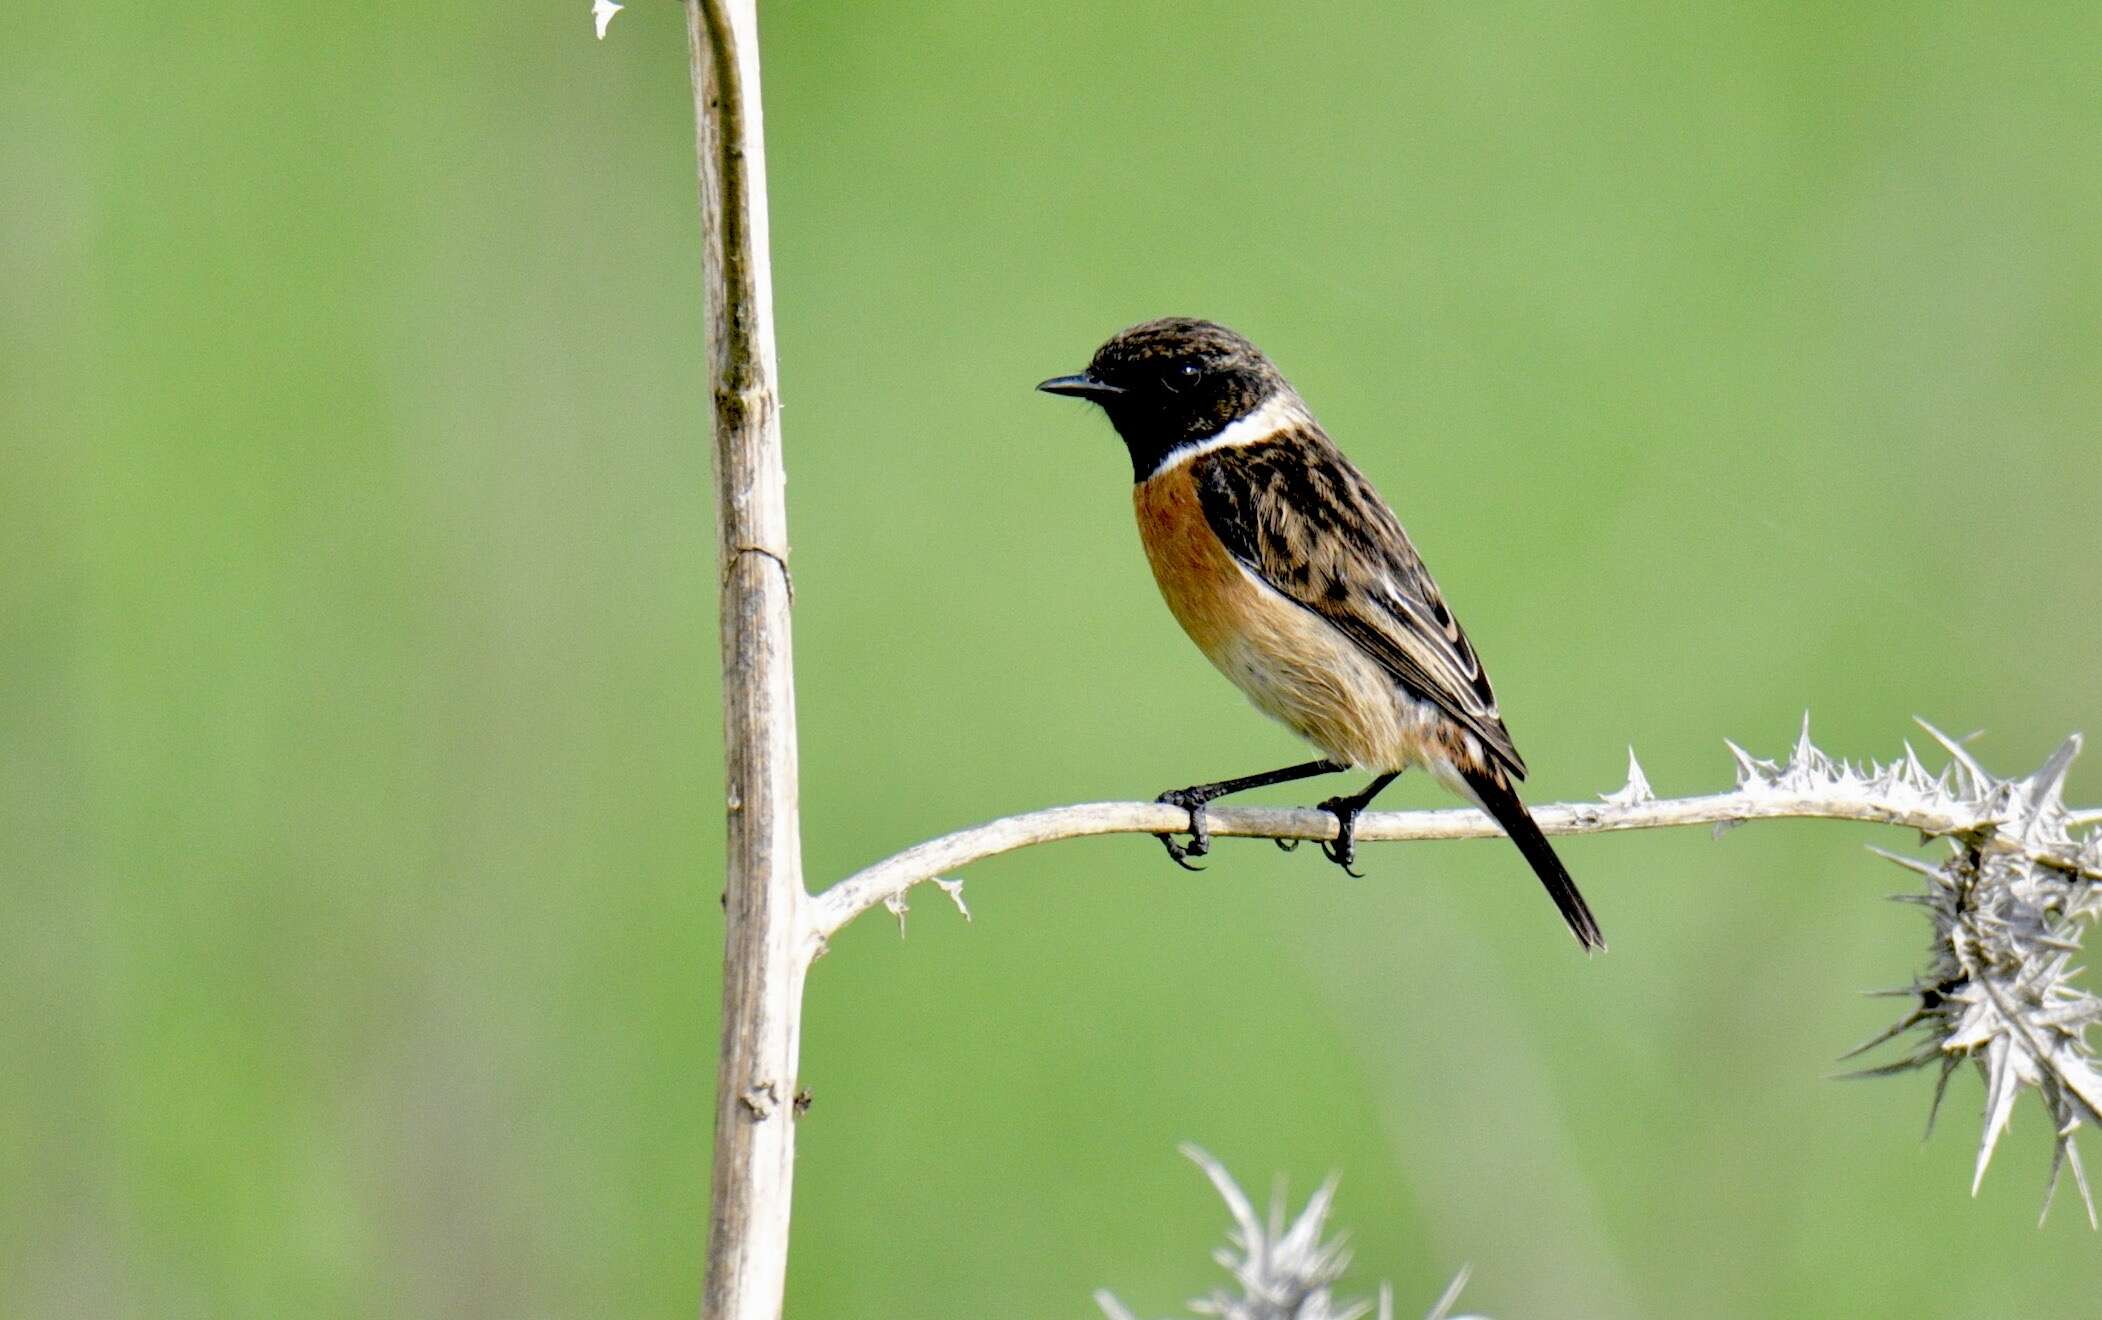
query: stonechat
1039 317 1603 950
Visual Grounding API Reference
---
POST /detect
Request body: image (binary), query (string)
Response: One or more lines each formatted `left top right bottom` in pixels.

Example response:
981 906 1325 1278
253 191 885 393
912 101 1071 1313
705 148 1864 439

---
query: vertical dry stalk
685 2 807 1318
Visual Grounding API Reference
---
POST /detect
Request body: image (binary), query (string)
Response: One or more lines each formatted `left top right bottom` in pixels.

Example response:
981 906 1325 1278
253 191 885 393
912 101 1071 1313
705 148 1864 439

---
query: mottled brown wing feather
1190 427 1528 778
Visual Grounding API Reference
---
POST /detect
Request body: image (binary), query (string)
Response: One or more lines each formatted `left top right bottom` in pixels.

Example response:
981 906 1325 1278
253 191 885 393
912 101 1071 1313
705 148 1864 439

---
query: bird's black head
1038 318 1289 481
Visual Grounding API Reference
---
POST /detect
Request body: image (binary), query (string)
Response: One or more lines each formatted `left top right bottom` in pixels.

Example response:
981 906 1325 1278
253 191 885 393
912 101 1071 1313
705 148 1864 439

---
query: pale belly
1196 594 1457 775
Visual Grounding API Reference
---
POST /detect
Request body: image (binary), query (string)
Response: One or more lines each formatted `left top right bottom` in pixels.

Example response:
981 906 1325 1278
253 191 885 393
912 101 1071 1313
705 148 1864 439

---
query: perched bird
1038 317 1604 950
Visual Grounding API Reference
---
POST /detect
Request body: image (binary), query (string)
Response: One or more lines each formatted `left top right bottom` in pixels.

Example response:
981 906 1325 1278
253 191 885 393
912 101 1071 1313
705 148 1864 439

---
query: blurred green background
7 1 2102 1315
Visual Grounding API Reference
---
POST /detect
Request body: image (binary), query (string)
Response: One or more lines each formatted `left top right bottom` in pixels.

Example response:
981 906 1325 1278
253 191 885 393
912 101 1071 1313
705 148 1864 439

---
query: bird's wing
1190 429 1527 778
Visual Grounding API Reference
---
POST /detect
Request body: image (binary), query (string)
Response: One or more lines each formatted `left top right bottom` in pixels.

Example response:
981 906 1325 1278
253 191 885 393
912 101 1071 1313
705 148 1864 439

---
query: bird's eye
1179 363 1202 378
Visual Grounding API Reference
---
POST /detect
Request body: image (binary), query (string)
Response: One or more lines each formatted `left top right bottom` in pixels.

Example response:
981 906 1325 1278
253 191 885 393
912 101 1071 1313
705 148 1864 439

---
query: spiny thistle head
1781 721 2102 1225
1096 1146 1482 1320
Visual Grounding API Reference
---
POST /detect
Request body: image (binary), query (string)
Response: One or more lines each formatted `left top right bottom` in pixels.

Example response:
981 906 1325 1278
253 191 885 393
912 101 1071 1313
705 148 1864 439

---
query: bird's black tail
1460 765 1606 952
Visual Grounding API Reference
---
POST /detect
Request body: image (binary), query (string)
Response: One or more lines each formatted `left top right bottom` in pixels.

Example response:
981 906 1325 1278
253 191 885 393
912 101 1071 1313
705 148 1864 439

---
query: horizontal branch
806 780 2096 947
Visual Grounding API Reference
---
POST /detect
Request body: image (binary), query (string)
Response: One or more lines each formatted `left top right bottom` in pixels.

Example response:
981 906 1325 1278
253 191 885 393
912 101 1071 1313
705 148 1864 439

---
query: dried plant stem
687 3 805 1319
809 784 2096 947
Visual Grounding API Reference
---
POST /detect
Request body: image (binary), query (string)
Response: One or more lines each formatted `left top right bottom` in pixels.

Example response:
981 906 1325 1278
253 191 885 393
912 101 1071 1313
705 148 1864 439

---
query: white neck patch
1146 392 1308 477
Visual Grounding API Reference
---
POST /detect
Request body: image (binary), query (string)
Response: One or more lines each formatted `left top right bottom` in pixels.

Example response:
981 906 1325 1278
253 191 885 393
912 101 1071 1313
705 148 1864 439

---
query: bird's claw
1317 793 1367 877
1155 787 1214 871
1158 834 1207 871
1274 837 1302 852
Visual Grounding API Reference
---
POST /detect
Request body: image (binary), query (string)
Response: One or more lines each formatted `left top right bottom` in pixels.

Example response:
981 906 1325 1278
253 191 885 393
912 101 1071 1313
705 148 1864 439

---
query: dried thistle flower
1096 1146 1483 1320
1741 720 2102 1225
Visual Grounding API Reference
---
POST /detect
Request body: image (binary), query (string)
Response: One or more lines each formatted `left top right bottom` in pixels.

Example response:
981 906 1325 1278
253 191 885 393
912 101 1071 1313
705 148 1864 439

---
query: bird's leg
1153 759 1346 870
1314 771 1402 878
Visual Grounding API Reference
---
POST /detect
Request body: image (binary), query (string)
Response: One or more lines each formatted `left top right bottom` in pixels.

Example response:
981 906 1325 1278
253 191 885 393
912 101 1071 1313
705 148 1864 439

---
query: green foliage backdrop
7 2 2101 1315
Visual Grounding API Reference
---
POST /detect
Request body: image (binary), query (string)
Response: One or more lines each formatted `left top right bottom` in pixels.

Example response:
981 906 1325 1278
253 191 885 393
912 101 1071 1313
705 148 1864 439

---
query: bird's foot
1154 786 1218 871
1316 793 1368 878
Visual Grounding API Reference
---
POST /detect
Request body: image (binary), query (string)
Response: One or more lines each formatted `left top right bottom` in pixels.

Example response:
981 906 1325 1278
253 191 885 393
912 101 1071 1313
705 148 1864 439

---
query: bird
1037 317 1604 950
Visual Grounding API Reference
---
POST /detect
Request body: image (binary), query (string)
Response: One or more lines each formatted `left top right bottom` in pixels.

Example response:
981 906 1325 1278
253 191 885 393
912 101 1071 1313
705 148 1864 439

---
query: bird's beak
1036 372 1124 402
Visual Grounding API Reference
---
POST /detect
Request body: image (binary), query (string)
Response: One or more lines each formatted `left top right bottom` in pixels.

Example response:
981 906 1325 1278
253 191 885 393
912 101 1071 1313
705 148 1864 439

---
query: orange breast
1132 464 1434 772
1131 463 1254 660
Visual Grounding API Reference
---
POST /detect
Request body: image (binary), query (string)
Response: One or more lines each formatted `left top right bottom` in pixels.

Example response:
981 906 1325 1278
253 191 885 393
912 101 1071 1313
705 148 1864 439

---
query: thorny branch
810 718 2102 1220
810 719 2099 942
